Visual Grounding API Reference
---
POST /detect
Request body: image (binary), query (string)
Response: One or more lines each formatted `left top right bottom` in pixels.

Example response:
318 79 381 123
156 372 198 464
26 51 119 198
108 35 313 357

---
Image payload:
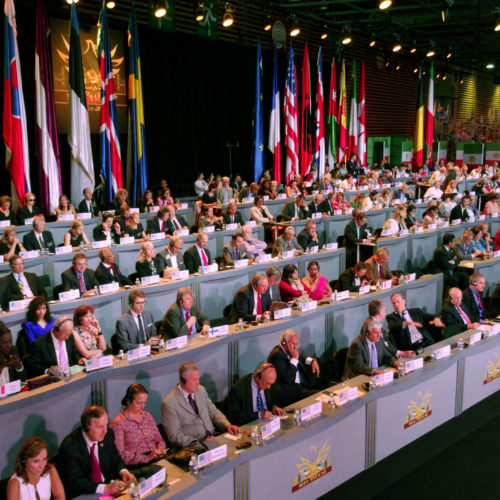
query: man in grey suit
266 266 282 302
115 290 159 351
272 226 304 257
161 363 240 447
216 176 234 205
222 232 252 266
155 236 186 277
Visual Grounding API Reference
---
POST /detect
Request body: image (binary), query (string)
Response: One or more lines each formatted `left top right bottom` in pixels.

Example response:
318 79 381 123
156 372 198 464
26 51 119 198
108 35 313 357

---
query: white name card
99 282 119 294
380 279 392 290
427 223 437 230
85 355 113 372
55 245 72 255
92 240 109 249
336 290 350 301
150 232 165 241
434 345 451 360
166 335 188 350
243 197 254 203
334 210 343 215
300 300 317 312
0 255 4 263
441 221 450 228
9 299 33 312
139 467 166 498
202 226 215 233
0 379 21 397
300 402 322 421
490 213 498 219
263 195 270 201
326 242 338 250
127 345 151 361
451 219 462 226
399 229 409 236
347 386 358 400
197 444 227 468
202 263 218 274
359 285 370 295
77 212 91 220
150 205 159 213
278 193 287 199
59 289 80 302
0 220 10 228
338 188 344 192
309 245 319 254
488 323 500 336
261 417 281 440
178 203 188 210
259 253 272 262
128 208 139 214
374 371 394 386
19 250 40 259
281 250 294 259
405 357 424 373
234 259 249 268
24 218 33 225
175 228 189 236
406 273 416 282
312 212 322 219
141 275 160 286
57 214 75 221
274 307 292 320
415 199 422 204
415 226 423 233
225 223 238 231
172 270 189 280
119 236 135 245
246 220 257 227
336 390 349 406
469 332 482 345
208 325 228 338
493 250 500 258
381 229 393 237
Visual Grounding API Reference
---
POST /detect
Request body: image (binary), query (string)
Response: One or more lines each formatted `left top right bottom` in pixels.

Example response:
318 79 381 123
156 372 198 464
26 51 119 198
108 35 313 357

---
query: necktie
456 306 471 325
17 275 25 295
370 342 379 369
160 220 165 232
174 218 180 229
137 314 147 342
256 294 262 315
474 291 485 320
235 248 240 260
38 234 45 249
379 265 384 280
59 340 68 368
402 310 423 344
90 443 102 483
201 249 208 266
78 273 86 293
256 389 265 412
185 310 194 336
188 394 199 414
287 243 291 251
231 215 234 223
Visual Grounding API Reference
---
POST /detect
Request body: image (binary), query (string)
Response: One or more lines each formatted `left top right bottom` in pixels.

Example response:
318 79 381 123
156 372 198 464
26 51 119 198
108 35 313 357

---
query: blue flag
253 40 264 183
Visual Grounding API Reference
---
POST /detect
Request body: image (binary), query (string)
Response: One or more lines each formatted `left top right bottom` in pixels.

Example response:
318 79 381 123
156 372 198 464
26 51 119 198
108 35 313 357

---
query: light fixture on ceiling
446 48 452 59
369 39 376 47
392 43 402 52
195 2 205 22
379 0 392 10
459 77 464 84
263 15 272 31
441 0 454 22
289 15 300 37
321 25 328 40
442 74 447 80
153 0 167 18
495 18 500 31
410 47 417 54
222 3 234 27
436 72 441 78
66 0 78 4
341 25 352 44
106 0 115 8
413 67 418 73
486 63 495 69
395 64 400 70
426 49 435 57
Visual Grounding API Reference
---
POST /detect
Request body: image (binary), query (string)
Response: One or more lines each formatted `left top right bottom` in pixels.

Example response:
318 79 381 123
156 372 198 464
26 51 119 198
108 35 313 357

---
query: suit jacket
57 426 125 499
155 248 186 274
61 267 99 292
319 199 335 214
160 303 209 339
216 186 234 205
228 283 272 324
338 267 364 292
433 244 459 275
461 287 489 323
183 244 212 274
145 216 169 235
161 384 230 447
386 309 435 351
77 198 100 216
2 272 42 309
343 220 368 250
296 228 325 250
449 204 470 222
115 310 156 351
136 259 163 278
308 201 323 214
28 331 80 377
222 210 244 225
343 334 396 379
441 301 473 338
222 242 249 265
92 224 120 244
22 230 56 253
364 255 393 284
281 202 310 221
166 215 189 235
17 205 40 225
94 262 132 287
359 317 398 357
268 283 281 302
222 373 278 426
272 235 303 257
490 284 500 318
4 346 27 382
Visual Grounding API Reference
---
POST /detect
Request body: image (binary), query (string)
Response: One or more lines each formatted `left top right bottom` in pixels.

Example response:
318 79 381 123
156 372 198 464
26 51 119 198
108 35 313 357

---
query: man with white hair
216 176 234 205
441 287 481 338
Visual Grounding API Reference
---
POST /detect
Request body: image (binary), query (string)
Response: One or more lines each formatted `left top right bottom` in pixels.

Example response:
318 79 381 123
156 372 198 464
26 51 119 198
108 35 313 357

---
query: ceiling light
446 51 452 59
436 72 441 79
486 63 495 69
413 67 418 73
153 0 167 18
369 40 376 47
195 2 205 22
342 35 352 44
66 0 78 4
106 0 115 8
392 43 402 52
459 78 464 84
321 25 328 39
426 49 435 57
410 47 417 54
222 3 234 27
396 64 400 70
379 0 392 10
495 18 500 31
341 24 352 44
442 74 447 80
289 15 300 36
264 15 272 31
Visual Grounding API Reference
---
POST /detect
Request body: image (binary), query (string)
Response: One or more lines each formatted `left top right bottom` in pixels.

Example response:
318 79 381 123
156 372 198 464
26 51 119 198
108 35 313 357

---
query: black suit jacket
343 220 368 250
4 346 27 382
22 230 56 253
319 199 335 214
441 301 473 338
386 309 435 351
281 202 310 221
183 244 212 274
449 204 470 222
338 267 364 292
228 283 272 324
165 216 189 235
308 201 323 214
94 262 132 287
58 427 125 499
433 244 459 276
490 285 500 318
92 224 121 244
77 198 100 216
61 267 99 292
222 211 244 225
17 205 40 225
2 273 42 309
461 287 489 323
136 259 163 278
296 228 325 250
146 216 168 235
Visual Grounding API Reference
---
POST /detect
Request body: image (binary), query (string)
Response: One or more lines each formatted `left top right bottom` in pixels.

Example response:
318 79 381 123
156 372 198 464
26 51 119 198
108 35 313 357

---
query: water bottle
237 318 244 330
129 481 140 499
458 338 464 350
118 349 124 360
251 425 259 444
333 290 338 302
293 409 301 426
62 367 72 382
327 393 336 408
188 454 199 474
159 338 165 351
398 363 405 377
94 285 99 295
135 277 141 287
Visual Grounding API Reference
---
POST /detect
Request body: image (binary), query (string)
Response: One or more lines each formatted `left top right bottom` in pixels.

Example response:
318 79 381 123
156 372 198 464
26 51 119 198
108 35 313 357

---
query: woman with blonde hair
63 220 91 249
136 241 162 277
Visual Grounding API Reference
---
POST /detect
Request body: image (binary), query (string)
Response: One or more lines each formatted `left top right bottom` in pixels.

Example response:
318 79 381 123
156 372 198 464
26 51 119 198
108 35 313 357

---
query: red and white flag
284 45 298 184
347 60 358 160
357 61 366 167
269 48 281 183
314 47 325 179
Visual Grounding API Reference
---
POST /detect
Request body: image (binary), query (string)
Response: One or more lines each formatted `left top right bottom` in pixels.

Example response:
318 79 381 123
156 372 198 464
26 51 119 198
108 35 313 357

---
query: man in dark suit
267 330 321 406
449 195 472 222
222 202 244 225
223 363 284 426
343 321 398 379
432 232 469 289
61 253 99 297
22 216 56 253
319 192 335 214
228 274 272 324
281 194 310 221
387 292 444 351
155 236 186 277
392 183 413 204
77 187 100 216
272 226 304 257
165 205 189 234
365 247 398 285
2 255 42 309
297 220 325 251
115 290 159 351
58 405 135 498
28 316 83 377
461 273 491 323
0 325 27 382
237 182 259 202
146 207 170 235
308 193 324 214
344 212 370 267
490 284 500 318
160 287 210 339
183 232 212 274
441 287 481 338
94 248 132 287
265 265 282 301
222 232 251 265
338 262 370 292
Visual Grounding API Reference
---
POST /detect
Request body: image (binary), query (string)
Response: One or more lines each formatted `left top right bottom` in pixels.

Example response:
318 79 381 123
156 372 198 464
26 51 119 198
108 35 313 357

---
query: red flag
425 63 434 163
412 69 424 167
347 60 358 160
327 58 337 169
358 62 367 167
300 44 312 177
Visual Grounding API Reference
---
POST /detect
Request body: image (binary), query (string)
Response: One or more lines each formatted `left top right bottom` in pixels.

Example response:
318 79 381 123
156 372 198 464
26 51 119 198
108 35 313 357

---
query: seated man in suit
272 226 304 257
308 193 324 215
297 220 325 251
28 316 84 377
1 255 42 309
77 187 100 216
228 273 272 324
281 194 310 221
57 405 135 498
343 321 398 379
165 204 189 234
338 262 370 292
145 207 170 235
115 290 160 351
267 330 321 406
490 283 500 318
161 363 240 447
223 362 284 426
183 232 212 274
160 287 210 339
344 212 371 268
319 192 335 214
155 235 186 278
222 232 252 266
392 182 413 204
365 247 399 286
441 287 481 338
241 225 266 258
94 248 132 287
432 232 469 290
216 176 234 205
22 216 56 253
449 195 472 222
387 292 444 351
266 265 282 302
237 182 259 202
461 273 491 324
61 253 99 297
0 324 27 383
222 201 244 226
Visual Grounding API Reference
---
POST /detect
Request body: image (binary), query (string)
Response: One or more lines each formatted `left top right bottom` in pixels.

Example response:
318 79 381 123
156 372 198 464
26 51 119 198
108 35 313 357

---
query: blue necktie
257 389 265 412
370 342 378 369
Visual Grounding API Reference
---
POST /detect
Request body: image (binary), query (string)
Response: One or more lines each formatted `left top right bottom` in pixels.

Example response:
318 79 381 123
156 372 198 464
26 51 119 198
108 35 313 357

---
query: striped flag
412 68 424 167
314 47 325 179
35 0 62 215
327 58 337 169
337 60 347 163
268 47 281 183
127 5 148 206
98 5 123 203
347 60 358 160
3 0 30 206
68 3 94 207
425 62 434 163
253 40 264 183
358 61 366 167
300 44 312 176
284 45 298 184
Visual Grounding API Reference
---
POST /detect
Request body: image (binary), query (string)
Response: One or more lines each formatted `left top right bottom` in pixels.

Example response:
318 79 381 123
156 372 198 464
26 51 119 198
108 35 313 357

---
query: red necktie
201 250 208 266
78 273 86 293
287 243 291 251
257 294 262 315
379 265 384 280
160 220 164 232
457 306 471 325
185 310 190 321
90 443 102 483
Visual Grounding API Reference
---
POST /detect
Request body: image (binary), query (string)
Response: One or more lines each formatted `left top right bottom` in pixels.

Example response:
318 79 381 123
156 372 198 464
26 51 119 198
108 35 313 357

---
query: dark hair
368 299 385 317
354 261 367 272
208 181 217 191
14 437 50 482
26 297 52 324
101 212 114 223
282 264 298 283
307 260 320 271
73 305 94 326
232 232 244 241
254 195 263 205
121 383 148 407
443 232 455 245
81 405 107 431
128 289 145 306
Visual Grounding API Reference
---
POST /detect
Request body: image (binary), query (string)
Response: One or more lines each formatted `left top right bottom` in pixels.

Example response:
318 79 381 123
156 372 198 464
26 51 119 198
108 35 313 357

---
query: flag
425 62 434 163
314 47 325 179
347 60 358 160
3 0 30 206
284 45 298 184
127 5 148 206
300 44 312 176
358 61 366 167
68 3 94 207
327 58 337 170
337 59 347 163
253 40 264 183
35 0 62 215
98 5 123 203
412 68 424 167
268 47 281 183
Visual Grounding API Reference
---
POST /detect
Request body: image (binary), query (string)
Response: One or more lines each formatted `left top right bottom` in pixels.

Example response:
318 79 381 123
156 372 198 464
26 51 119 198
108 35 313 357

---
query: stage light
153 0 167 18
495 18 500 31
264 15 272 31
426 49 435 57
195 2 205 22
486 63 495 69
369 40 376 47
290 16 300 37
321 25 328 40
222 3 234 27
106 0 115 8
66 0 79 4
392 43 402 52
379 0 392 10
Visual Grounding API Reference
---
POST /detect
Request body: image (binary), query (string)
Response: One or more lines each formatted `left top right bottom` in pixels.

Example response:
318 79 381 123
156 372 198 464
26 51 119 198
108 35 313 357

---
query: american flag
314 47 325 179
284 45 298 184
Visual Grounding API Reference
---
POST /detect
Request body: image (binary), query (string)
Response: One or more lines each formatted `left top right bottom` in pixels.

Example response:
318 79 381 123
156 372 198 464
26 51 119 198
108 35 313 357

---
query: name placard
300 300 317 312
127 345 151 361
259 253 272 262
19 250 40 259
336 390 349 406
0 220 10 228
490 213 498 219
359 285 370 295
415 226 423 233
300 402 322 421
234 259 249 268
405 357 424 373
77 212 91 220
399 229 409 236
150 205 159 213
281 250 294 259
197 444 227 468
334 210 343 215
99 282 119 294
0 379 21 397
59 289 80 302
202 226 215 233
141 275 160 286
176 228 189 236
202 263 218 274
261 417 281 440
374 371 394 386
326 242 338 250
139 467 166 498
24 218 33 225
92 240 109 249
347 386 358 400
246 220 257 227
85 355 113 372
55 245 73 255
166 335 188 350
178 203 188 210
0 255 3 264
434 345 451 360
208 325 229 338
263 195 270 201
441 221 449 228
380 279 392 290
57 214 75 221
336 290 349 301
225 223 238 231
150 232 165 241
493 250 500 258
119 236 135 245
309 245 319 254
278 193 287 199
172 270 189 280
468 332 482 345
427 223 437 230
312 212 322 219
9 299 33 312
381 229 393 237
274 307 292 320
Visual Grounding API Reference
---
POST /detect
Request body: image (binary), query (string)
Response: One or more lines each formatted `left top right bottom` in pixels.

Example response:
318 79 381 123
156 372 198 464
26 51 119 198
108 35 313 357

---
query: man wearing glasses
155 236 185 278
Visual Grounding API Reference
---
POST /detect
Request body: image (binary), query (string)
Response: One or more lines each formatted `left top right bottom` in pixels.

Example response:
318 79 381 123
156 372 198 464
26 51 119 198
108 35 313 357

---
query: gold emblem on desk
404 390 432 429
483 354 500 385
292 443 332 493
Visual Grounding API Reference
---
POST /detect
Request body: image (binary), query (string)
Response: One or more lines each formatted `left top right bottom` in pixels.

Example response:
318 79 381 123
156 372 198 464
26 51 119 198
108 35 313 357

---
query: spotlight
106 0 115 8
396 64 400 70
321 25 328 40
486 63 495 69
341 24 352 44
290 15 300 36
426 49 435 57
495 18 500 31
66 0 78 4
195 2 205 22
392 43 402 52
442 74 447 80
413 67 418 73
369 40 376 47
379 0 392 10
459 78 464 84
436 72 441 79
153 0 167 18
446 51 452 59
264 15 272 31
222 3 234 27
410 47 417 54
342 34 352 44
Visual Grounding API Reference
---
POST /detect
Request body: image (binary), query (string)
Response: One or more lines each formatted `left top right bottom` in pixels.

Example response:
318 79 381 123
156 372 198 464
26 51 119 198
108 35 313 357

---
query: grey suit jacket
155 248 185 274
364 255 393 284
272 235 303 257
216 186 234 205
161 385 230 447
115 310 156 351
222 243 249 265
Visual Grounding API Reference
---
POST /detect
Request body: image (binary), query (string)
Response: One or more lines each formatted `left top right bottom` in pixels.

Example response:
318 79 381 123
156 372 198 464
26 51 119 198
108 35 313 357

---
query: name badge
9 299 32 311
141 275 160 286
300 300 317 312
59 289 80 302
120 236 135 245
225 223 238 231
202 226 215 233
55 245 73 255
85 355 113 372
19 250 40 259
234 259 249 268
127 345 151 361
57 214 75 221
197 444 227 468
150 232 165 241
359 285 370 295
202 263 218 274
405 357 424 373
246 220 257 227
326 242 338 250
77 212 91 220
309 245 319 254
261 417 281 440
0 379 21 397
172 270 189 280
166 335 188 350
274 308 291 320
208 325 229 338
99 282 119 294
92 240 109 249
281 250 294 259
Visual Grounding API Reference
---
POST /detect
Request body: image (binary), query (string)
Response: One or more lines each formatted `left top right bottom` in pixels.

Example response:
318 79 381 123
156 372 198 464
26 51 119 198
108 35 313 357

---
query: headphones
54 318 72 332
180 376 187 384
255 363 274 379
471 280 477 286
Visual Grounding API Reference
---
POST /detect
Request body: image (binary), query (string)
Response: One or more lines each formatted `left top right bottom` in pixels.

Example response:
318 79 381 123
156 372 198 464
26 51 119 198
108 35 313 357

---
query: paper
85 355 113 372
274 308 291 320
261 417 281 439
223 432 242 441
55 245 72 255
